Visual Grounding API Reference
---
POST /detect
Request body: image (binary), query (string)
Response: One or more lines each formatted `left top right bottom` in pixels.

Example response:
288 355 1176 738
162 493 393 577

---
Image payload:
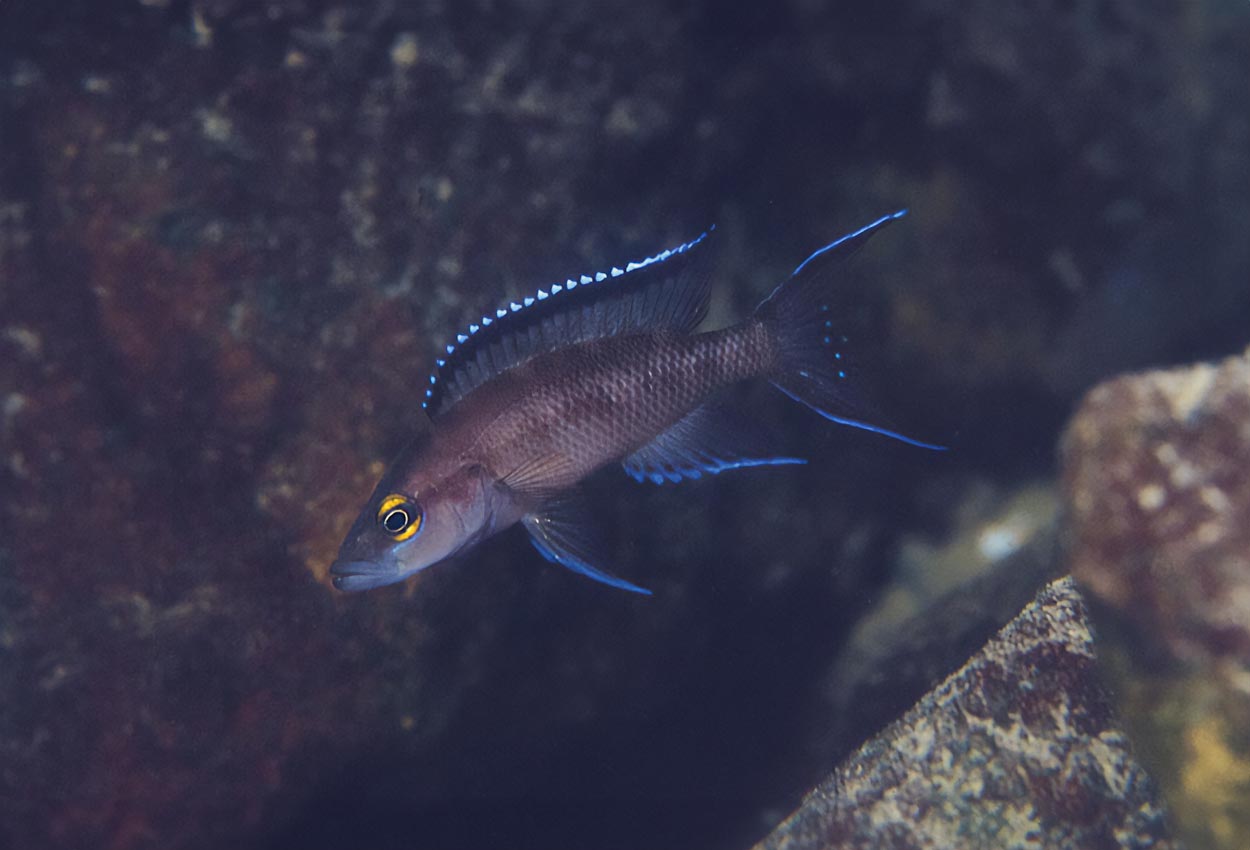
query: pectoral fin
500 451 579 498
622 401 805 485
522 498 651 595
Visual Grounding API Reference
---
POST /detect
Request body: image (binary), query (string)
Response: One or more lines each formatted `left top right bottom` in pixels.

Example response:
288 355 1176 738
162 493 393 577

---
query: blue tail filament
771 382 947 450
757 210 946 452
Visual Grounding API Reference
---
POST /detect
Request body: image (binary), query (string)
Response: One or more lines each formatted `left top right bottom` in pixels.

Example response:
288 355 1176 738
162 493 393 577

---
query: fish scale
460 325 775 488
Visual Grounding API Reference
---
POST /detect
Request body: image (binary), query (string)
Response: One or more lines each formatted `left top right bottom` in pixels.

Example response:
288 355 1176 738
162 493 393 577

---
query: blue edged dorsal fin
622 402 805 485
424 228 715 418
522 496 651 595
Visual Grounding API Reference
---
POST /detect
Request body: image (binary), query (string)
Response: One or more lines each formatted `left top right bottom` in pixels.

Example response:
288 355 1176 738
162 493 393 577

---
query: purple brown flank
329 210 942 595
440 323 776 495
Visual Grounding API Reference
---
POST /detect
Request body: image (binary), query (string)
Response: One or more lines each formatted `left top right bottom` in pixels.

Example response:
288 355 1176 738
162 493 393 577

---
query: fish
330 210 943 595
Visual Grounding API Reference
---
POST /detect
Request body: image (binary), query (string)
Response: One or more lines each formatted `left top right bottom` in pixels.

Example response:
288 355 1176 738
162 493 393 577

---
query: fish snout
329 559 399 592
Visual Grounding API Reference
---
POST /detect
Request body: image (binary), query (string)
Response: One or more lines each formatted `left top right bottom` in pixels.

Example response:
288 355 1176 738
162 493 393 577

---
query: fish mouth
329 559 400 592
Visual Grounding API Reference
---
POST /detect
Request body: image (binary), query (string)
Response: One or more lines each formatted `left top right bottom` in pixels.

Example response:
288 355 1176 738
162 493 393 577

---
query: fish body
331 211 941 594
445 325 771 488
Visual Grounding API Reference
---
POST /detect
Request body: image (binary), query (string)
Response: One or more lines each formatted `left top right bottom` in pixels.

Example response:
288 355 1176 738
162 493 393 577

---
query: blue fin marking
772 383 947 450
624 455 806 485
791 209 907 276
622 401 805 485
523 503 651 595
758 209 946 452
425 226 715 418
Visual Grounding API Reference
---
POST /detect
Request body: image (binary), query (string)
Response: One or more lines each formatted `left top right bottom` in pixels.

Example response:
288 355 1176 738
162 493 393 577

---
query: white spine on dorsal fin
424 226 714 417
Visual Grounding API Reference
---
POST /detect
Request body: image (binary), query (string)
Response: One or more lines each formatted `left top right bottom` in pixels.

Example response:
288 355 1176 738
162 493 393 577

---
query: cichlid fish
330 210 942 595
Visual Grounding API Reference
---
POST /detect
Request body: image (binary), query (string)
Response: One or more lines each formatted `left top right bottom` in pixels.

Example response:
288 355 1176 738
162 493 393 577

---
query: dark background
1 1 1247 848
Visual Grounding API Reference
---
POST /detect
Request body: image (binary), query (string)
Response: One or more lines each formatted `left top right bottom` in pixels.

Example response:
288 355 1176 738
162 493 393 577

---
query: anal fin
622 402 805 485
523 497 651 595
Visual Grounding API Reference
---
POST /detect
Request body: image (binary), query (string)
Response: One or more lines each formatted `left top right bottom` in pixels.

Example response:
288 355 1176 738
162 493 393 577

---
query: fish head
329 444 493 592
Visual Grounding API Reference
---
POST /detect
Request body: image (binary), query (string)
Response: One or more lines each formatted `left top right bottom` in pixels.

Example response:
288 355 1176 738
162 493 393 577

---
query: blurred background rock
1065 349 1250 850
1 1 1247 848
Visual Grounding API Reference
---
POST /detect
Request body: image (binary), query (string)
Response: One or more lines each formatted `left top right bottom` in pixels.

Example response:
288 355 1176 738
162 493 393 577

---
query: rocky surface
813 505 1062 770
0 1 1246 848
1065 348 1250 850
757 577 1178 850
0 5 945 848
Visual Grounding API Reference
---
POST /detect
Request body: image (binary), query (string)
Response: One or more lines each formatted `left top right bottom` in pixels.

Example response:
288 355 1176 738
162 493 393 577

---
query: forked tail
754 210 945 451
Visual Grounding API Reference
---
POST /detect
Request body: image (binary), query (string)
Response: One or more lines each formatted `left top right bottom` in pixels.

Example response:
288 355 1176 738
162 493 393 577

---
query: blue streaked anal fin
622 401 805 485
522 497 651 595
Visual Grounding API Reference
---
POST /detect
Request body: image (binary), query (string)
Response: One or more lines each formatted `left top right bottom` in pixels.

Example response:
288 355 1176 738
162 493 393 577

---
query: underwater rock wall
0 1 1247 849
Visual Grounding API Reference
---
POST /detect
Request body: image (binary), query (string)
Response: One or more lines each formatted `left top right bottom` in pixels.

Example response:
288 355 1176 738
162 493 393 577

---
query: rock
1 1 1246 848
815 508 1062 769
0 5 939 849
1064 347 1250 850
756 577 1178 850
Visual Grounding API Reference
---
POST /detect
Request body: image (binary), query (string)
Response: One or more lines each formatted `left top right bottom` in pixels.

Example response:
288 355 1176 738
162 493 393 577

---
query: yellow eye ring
376 494 422 542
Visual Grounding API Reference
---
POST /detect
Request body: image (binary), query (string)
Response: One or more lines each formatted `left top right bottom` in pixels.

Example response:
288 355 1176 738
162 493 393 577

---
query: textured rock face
1065 348 1250 667
756 577 1177 850
1064 348 1250 850
0 5 946 848
814 505 1062 771
1 1 1246 848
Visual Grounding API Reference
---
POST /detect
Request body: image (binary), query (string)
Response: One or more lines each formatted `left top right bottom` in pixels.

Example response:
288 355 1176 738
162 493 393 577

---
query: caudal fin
755 210 945 451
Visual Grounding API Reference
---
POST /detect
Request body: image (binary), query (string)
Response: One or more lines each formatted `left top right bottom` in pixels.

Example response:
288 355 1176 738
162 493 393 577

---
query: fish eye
376 494 423 542
382 507 410 533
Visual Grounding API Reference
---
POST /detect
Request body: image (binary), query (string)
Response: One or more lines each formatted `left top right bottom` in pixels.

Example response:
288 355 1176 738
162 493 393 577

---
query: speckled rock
815 507 1062 770
756 577 1177 850
1 1 1246 849
1065 347 1250 850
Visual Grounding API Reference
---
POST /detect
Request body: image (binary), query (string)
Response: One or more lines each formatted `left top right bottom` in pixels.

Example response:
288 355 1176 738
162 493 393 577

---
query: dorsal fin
423 227 715 418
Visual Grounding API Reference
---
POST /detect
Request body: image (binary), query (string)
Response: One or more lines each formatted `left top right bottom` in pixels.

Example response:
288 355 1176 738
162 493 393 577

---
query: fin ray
623 401 805 485
756 210 946 451
523 498 651 595
425 228 715 418
499 452 579 497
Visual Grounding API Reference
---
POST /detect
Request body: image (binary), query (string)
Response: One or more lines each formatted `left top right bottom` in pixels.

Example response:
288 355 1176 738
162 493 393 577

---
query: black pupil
383 508 409 533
